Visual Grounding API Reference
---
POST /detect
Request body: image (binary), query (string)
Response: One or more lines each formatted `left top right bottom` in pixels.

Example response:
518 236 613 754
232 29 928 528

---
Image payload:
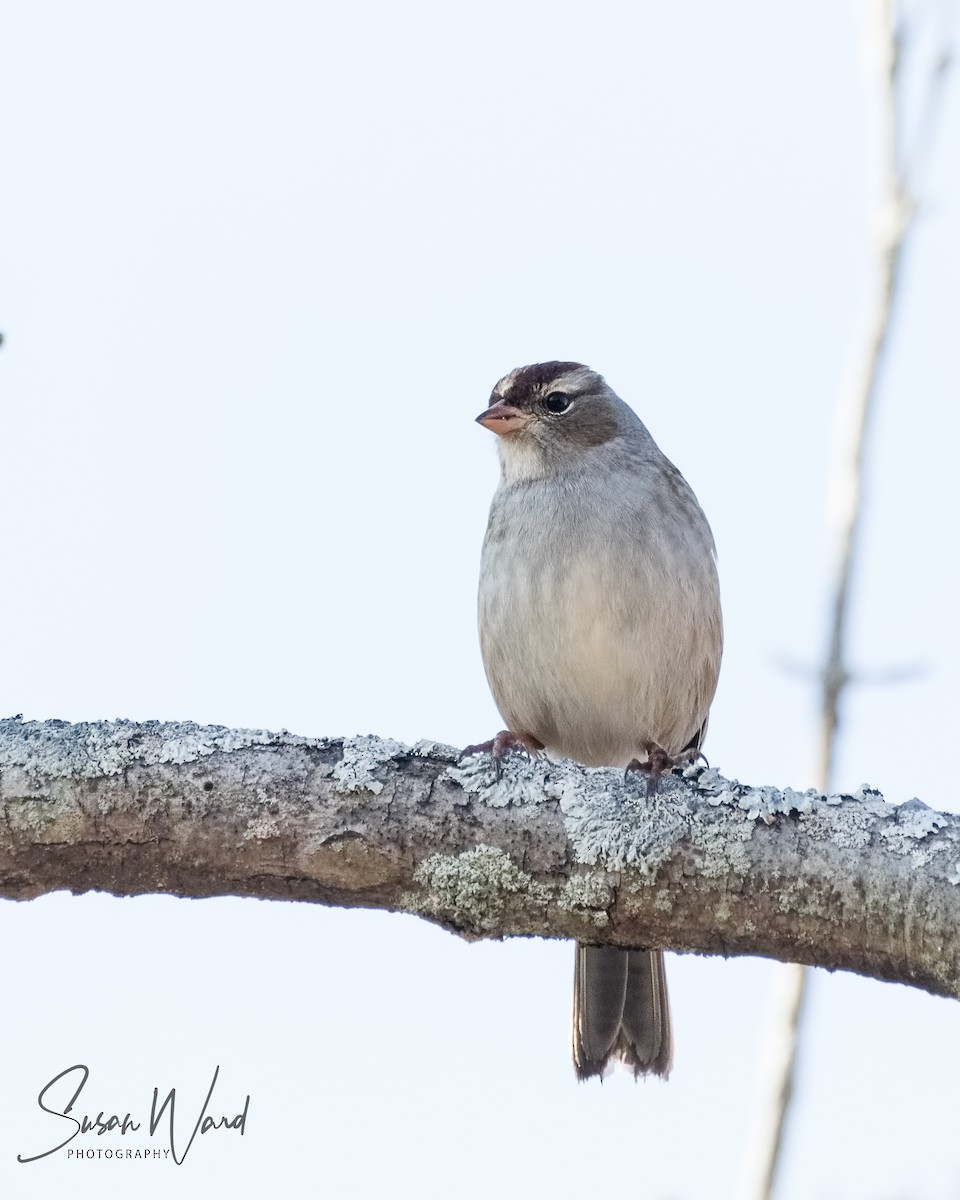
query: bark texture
1 717 958 999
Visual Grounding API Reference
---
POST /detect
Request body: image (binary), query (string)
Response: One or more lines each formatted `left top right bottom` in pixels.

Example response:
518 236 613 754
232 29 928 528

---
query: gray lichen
407 844 551 935
411 739 462 759
561 778 690 873
558 873 614 927
333 735 407 795
0 716 315 779
881 801 949 844
451 750 694 872
3 794 75 837
444 751 560 809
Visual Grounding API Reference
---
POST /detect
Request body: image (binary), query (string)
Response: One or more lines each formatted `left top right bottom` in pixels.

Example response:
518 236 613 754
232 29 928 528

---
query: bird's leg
678 725 709 768
463 730 543 778
625 745 674 797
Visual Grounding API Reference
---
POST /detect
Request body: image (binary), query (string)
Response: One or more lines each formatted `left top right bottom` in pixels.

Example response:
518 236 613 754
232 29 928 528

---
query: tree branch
1 717 959 996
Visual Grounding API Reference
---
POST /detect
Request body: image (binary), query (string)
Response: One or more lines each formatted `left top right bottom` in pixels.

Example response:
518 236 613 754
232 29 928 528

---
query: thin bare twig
819 0 910 789
737 2 954 1197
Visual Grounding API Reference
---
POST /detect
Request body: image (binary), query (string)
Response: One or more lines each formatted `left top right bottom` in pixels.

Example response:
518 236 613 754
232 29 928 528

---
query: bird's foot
463 730 543 778
625 746 675 796
679 726 709 768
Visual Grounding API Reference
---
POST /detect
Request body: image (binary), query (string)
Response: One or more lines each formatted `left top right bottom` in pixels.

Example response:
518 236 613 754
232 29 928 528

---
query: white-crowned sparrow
472 361 722 1079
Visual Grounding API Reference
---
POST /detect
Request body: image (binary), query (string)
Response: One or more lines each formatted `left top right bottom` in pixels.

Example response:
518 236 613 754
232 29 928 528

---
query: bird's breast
478 475 721 767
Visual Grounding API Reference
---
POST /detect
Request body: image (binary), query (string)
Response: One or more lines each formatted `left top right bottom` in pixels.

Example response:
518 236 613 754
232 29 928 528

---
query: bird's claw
625 746 675 797
463 730 543 779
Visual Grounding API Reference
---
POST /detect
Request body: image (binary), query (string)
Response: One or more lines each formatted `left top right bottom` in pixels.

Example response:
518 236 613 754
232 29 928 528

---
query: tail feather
572 945 672 1080
619 948 673 1077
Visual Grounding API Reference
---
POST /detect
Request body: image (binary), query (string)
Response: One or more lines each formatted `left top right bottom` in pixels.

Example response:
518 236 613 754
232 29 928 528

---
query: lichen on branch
1 717 958 999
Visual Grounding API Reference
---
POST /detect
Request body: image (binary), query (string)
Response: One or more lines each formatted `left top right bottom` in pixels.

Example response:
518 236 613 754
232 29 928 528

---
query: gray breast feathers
477 462 722 768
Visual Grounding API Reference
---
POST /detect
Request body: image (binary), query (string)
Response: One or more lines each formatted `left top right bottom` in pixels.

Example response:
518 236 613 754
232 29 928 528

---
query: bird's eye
543 392 573 414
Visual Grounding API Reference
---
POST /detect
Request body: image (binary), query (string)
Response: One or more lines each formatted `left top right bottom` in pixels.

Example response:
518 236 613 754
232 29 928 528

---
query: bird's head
476 361 642 481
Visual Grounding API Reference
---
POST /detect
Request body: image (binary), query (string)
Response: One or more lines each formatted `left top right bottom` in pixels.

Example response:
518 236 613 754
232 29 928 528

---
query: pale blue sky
2 3 959 1197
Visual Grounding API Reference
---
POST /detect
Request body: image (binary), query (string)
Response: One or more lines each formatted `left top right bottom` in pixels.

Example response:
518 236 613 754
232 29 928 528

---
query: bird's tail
572 944 673 1079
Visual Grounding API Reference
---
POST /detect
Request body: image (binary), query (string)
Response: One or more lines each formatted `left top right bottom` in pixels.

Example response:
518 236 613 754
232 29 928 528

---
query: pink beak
475 401 531 436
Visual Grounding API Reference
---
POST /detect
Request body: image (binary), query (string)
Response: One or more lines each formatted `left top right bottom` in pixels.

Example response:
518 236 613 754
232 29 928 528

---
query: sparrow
471 361 722 1079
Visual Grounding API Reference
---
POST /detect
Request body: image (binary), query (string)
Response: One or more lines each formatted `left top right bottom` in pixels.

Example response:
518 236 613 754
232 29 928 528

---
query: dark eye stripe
543 392 572 414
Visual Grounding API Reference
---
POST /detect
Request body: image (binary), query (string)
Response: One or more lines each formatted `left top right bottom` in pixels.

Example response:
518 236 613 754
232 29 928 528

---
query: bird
470 360 722 1080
